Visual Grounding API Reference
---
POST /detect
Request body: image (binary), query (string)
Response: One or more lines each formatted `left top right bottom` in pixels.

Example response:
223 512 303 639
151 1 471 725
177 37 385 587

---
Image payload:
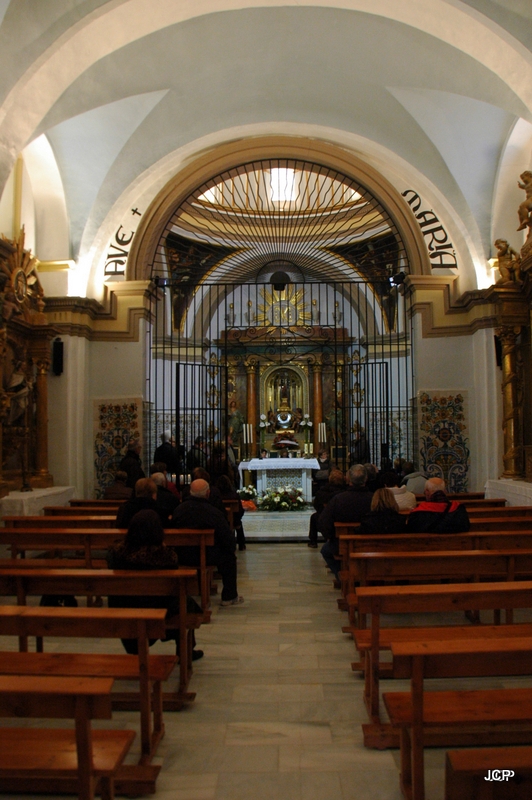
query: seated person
380 470 416 510
171 479 244 606
318 464 373 581
190 467 226 514
150 461 180 498
400 462 428 495
116 477 171 528
103 470 132 501
406 477 470 533
358 487 406 534
151 471 180 521
107 509 203 659
308 468 345 548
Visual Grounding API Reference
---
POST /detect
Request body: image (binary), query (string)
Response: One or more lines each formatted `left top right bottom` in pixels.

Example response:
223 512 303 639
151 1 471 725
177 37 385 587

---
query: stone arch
128 135 431 281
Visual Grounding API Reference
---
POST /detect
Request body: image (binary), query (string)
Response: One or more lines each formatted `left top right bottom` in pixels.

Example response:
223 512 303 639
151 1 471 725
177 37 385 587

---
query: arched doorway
146 157 414 475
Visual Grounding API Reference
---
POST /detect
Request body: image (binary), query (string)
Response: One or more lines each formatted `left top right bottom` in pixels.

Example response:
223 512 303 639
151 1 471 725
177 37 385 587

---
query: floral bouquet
238 484 258 511
258 485 306 511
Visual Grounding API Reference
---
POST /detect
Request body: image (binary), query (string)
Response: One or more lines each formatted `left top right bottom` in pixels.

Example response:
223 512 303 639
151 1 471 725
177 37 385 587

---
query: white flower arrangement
300 415 313 428
258 485 305 511
238 485 258 500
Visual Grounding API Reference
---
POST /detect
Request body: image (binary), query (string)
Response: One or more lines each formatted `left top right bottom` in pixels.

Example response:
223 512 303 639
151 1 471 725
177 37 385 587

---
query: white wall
413 316 502 491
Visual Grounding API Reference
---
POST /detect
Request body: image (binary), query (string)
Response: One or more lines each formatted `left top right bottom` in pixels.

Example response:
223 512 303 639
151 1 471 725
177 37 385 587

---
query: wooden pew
0 567 198 700
70 499 126 508
0 674 134 800
445 746 532 799
0 526 216 612
354 581 532 747
384 638 532 800
467 505 532 517
0 605 173 778
44 505 120 516
349 548 532 595
337 529 532 600
3 515 117 528
469 516 532 531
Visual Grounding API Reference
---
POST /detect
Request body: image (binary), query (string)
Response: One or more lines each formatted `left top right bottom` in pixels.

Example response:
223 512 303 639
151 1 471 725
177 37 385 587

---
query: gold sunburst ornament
256 285 311 326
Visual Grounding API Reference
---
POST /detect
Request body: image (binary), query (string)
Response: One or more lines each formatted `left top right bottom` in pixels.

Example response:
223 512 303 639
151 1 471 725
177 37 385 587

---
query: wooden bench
384 638 532 800
44 505 120 516
70 499 127 508
3 515 117 528
0 605 173 767
445 745 532 799
349 547 532 590
337 530 532 603
0 526 216 612
469 516 532 531
0 567 198 699
354 581 532 747
0 674 134 800
467 505 532 517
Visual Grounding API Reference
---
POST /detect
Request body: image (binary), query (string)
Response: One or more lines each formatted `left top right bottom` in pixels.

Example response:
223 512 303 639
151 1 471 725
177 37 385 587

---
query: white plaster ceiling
0 1 531 288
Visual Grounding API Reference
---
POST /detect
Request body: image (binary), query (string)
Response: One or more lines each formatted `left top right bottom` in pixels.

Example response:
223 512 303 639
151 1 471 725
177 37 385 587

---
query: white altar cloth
241 458 319 502
0 485 76 517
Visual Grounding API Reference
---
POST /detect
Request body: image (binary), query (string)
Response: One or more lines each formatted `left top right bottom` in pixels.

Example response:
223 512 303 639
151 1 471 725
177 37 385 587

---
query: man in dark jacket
406 477 470 533
171 479 243 606
116 477 169 528
119 439 145 488
153 431 181 475
308 468 345 548
318 464 373 580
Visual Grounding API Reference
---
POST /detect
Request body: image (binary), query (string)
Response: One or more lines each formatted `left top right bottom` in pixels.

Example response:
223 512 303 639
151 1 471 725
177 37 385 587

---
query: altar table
240 458 319 502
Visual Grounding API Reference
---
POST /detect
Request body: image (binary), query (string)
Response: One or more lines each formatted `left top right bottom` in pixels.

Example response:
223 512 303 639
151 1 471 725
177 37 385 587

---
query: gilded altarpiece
0 232 57 493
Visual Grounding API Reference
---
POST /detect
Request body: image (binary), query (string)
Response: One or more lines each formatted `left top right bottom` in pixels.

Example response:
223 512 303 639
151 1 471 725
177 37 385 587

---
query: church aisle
0 543 452 800
153 543 412 800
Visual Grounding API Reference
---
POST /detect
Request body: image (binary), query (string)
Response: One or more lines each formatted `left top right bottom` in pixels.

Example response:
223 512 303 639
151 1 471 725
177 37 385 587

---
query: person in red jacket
406 477 470 533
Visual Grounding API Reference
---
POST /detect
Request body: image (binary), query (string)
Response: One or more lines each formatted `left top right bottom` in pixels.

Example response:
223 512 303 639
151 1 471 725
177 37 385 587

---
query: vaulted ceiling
0 1 531 295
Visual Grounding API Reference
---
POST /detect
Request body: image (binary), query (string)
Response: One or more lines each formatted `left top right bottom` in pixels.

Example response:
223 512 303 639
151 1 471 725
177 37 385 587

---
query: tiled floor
4 542 523 799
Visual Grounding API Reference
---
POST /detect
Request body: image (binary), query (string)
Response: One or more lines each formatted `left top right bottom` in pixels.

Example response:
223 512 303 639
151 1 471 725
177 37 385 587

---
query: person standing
119 439 145 489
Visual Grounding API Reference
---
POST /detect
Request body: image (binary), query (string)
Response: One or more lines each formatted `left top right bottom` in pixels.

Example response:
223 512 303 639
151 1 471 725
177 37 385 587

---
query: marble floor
2 543 525 800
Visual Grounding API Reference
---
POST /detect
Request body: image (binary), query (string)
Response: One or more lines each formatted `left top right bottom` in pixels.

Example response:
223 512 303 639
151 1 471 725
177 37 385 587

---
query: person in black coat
308 468 345 548
171 479 243 606
153 431 181 475
215 474 246 551
107 509 202 659
318 464 373 580
119 439 145 488
406 477 470 533
358 487 406 534
116 478 169 528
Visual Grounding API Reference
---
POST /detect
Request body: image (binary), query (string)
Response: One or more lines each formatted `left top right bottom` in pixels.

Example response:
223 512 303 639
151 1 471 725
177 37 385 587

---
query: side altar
240 457 319 502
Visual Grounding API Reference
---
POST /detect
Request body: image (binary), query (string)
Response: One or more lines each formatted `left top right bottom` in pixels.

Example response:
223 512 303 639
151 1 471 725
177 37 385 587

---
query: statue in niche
517 171 532 231
228 400 245 444
494 239 522 284
311 299 320 325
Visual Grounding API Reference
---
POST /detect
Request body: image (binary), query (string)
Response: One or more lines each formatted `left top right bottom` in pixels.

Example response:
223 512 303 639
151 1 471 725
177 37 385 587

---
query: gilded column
34 356 51 477
497 326 523 479
312 361 323 449
245 360 258 457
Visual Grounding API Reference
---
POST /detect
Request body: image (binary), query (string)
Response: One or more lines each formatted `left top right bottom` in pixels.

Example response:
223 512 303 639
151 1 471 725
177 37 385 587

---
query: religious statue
494 239 521 284
228 400 245 444
517 171 532 231
311 299 320 325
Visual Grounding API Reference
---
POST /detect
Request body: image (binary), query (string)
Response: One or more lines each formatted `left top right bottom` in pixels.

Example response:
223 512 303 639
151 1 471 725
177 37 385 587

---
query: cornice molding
44 280 155 341
405 275 500 337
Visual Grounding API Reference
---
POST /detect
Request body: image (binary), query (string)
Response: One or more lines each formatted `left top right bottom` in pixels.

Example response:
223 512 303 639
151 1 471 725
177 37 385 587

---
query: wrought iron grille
146 159 414 478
